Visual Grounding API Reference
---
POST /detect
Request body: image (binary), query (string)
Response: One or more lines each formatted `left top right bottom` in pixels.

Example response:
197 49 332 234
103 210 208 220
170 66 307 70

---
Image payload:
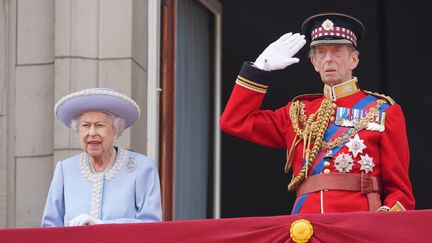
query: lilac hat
54 88 141 128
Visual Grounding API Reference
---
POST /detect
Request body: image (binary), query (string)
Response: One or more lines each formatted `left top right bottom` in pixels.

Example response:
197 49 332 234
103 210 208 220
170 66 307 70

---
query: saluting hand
254 32 306 71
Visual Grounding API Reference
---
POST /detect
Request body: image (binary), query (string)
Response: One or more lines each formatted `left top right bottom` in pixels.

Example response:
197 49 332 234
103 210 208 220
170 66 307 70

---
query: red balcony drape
1 210 431 243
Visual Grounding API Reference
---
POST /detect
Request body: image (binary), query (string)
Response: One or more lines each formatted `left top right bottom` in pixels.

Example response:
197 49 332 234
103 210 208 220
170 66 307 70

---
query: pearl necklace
80 147 127 182
79 147 128 219
88 149 116 174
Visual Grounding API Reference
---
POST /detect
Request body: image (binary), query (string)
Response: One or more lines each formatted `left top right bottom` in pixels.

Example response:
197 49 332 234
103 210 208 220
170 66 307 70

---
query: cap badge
321 19 334 31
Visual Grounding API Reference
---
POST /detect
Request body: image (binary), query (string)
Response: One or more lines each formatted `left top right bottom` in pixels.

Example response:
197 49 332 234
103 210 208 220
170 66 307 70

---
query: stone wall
0 0 151 228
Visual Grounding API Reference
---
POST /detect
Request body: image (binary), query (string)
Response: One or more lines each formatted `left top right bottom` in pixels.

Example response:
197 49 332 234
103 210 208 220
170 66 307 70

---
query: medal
346 134 366 158
367 122 380 131
342 119 349 127
335 107 353 127
379 112 386 132
352 108 361 125
334 153 354 173
373 123 380 131
358 153 375 174
335 107 345 126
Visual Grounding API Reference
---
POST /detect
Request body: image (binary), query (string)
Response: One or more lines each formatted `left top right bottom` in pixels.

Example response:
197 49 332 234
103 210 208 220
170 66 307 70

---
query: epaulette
364 90 396 105
292 93 324 102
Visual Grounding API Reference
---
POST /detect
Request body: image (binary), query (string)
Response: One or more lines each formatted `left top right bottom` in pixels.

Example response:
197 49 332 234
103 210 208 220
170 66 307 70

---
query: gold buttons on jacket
323 160 331 174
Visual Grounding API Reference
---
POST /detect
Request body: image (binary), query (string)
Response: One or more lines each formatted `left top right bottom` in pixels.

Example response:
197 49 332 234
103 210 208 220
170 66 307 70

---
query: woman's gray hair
70 112 126 138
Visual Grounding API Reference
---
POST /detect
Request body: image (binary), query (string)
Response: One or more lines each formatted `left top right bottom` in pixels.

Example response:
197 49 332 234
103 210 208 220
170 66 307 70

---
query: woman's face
77 111 117 158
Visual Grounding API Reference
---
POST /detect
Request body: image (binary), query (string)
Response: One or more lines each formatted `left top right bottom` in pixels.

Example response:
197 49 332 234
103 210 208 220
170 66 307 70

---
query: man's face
310 45 359 86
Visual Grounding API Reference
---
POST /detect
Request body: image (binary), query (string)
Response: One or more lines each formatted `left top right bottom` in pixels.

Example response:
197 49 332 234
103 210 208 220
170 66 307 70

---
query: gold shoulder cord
364 90 396 105
285 98 387 191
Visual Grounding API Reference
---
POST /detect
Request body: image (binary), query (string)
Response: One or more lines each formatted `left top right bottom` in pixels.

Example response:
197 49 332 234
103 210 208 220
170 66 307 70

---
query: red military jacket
220 62 415 214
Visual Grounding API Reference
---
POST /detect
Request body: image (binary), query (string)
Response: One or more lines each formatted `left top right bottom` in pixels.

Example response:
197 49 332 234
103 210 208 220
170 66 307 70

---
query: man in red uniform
220 12 415 214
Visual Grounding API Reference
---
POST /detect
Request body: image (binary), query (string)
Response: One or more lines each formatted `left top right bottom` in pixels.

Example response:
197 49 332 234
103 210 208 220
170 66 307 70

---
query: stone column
0 0 9 228
14 0 55 227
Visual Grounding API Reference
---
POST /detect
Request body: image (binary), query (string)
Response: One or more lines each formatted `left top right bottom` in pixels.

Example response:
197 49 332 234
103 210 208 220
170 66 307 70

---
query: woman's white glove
254 32 306 71
68 213 102 226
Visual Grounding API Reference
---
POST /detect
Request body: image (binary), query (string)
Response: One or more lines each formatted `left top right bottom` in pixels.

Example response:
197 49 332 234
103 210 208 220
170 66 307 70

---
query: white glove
254 32 306 71
68 213 102 226
376 206 390 212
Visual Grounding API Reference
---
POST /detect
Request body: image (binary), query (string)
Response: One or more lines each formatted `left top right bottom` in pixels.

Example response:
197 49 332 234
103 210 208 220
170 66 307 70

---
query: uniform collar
323 77 360 100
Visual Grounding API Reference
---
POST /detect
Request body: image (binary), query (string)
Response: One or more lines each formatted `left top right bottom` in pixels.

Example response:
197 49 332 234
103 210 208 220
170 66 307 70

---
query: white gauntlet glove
254 32 306 71
68 213 102 226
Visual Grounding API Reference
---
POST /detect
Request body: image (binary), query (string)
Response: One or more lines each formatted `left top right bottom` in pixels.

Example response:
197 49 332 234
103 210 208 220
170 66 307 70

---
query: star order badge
346 134 366 158
358 153 375 174
334 153 354 173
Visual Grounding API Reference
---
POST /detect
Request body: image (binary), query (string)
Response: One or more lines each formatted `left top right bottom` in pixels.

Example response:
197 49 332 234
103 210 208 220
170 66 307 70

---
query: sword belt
296 173 382 211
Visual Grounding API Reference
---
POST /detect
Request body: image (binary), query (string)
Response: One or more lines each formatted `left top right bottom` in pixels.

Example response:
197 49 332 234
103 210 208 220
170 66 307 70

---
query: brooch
126 158 137 172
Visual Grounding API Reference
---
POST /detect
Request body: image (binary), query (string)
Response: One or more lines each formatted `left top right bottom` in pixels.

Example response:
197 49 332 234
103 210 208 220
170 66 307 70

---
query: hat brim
310 39 354 47
55 92 140 128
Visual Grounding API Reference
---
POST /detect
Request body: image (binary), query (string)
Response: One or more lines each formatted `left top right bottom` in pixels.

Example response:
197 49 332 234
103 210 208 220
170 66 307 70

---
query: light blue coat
42 147 162 227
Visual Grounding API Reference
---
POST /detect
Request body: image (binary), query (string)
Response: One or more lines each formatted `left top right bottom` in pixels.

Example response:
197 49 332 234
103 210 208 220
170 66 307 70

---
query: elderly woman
42 88 162 227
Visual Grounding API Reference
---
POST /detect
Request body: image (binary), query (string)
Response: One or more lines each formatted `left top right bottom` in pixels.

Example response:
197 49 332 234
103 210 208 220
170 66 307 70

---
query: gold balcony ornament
389 201 406 211
290 219 314 243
